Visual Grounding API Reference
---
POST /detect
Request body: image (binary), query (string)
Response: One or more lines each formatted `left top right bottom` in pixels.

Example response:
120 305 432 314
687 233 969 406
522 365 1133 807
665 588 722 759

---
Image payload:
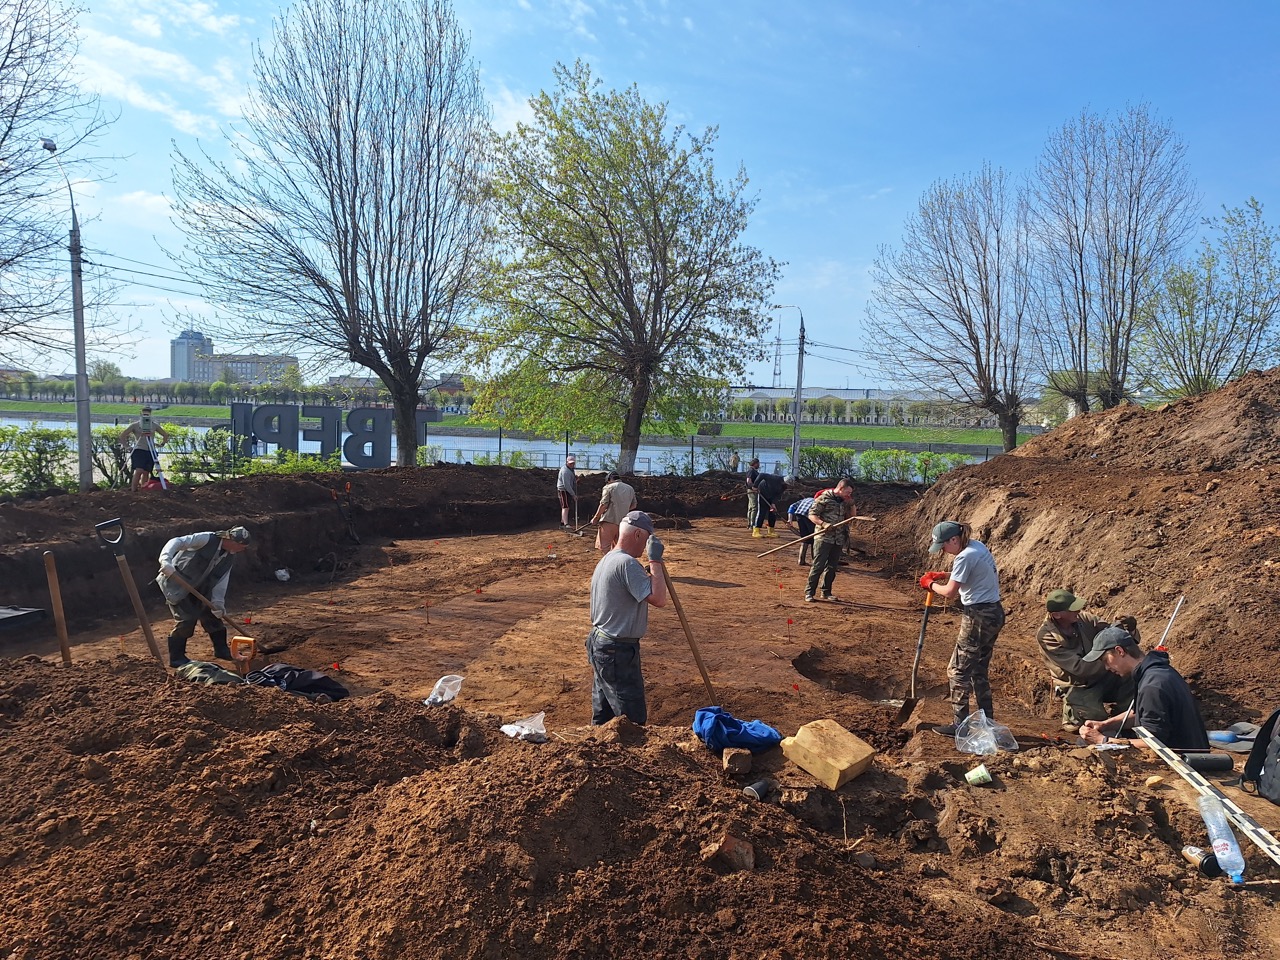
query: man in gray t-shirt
586 510 668 724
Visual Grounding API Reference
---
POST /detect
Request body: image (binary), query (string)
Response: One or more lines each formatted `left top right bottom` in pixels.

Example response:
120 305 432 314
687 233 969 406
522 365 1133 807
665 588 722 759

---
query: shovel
94 519 165 668
895 589 934 723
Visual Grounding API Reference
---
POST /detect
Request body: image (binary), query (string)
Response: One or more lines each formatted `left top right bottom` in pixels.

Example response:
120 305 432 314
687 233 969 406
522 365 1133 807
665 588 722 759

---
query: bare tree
1031 104 1198 410
866 164 1036 451
1137 199 1280 397
171 0 492 465
0 0 109 366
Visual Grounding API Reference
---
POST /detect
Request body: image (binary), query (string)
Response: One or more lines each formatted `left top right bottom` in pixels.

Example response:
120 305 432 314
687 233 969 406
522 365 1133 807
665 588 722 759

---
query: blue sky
56 0 1280 388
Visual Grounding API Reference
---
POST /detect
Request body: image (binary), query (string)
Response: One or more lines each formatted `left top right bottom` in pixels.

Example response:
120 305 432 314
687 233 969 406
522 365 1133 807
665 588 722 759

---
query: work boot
751 528 763 539
167 636 190 668
211 638 232 660
766 527 777 538
931 724 958 739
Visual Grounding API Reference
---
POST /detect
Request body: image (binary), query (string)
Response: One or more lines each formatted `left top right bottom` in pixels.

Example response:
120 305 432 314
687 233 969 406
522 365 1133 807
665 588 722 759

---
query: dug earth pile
2 371 1280 959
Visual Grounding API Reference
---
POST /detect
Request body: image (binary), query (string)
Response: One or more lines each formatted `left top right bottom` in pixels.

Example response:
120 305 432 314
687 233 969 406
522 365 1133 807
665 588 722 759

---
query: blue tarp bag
693 706 782 753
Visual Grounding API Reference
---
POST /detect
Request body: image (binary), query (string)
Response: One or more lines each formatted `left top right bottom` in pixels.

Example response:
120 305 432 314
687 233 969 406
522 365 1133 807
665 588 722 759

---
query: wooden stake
42 551 72 666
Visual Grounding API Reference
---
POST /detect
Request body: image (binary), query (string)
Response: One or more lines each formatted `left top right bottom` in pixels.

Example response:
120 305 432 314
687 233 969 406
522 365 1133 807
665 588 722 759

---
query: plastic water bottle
1197 795 1246 883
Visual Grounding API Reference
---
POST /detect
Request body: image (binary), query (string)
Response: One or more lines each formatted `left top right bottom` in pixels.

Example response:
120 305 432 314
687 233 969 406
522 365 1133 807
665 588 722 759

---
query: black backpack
1242 708 1280 805
247 663 349 703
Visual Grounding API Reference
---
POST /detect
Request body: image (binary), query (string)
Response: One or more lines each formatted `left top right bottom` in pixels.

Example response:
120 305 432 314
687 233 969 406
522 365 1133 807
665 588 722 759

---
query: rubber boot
167 636 190 668
211 632 232 660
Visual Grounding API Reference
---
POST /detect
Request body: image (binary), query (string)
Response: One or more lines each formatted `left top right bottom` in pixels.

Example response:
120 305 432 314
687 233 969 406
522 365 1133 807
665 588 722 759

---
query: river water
0 416 797 475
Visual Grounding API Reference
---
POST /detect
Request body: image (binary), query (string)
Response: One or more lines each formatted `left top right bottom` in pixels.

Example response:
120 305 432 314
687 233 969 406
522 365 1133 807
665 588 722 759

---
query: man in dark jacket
1077 626 1209 750
752 472 786 538
155 526 252 667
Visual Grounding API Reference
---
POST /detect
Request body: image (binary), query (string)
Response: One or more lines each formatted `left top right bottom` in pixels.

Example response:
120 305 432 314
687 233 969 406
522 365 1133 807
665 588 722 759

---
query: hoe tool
895 588 934 723
657 565 718 704
755 515 876 559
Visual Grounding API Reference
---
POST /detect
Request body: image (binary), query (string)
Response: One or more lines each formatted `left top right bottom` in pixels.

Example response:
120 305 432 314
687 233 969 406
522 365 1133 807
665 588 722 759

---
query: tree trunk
387 383 421 467
998 410 1020 453
616 378 653 474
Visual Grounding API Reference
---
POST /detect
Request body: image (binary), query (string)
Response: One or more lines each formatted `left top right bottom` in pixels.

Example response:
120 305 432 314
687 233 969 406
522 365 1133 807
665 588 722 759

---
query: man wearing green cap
1036 589 1137 733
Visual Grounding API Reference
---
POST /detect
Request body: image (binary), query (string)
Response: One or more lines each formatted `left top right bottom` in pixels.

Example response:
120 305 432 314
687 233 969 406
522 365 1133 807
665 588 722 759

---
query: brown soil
3 374 1280 960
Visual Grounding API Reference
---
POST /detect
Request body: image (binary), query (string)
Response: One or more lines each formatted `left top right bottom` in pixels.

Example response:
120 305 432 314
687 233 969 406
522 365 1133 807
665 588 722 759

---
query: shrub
0 425 75 495
415 444 445 466
89 427 130 489
700 443 740 471
795 445 858 480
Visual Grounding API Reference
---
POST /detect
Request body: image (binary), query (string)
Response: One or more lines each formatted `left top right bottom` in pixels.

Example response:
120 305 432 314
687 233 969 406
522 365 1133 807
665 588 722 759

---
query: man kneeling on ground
1036 589 1136 733
1077 626 1209 751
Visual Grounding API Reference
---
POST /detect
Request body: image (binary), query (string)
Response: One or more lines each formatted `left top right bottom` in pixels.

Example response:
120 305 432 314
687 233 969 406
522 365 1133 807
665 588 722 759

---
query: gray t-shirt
589 549 653 640
949 540 1000 605
557 464 577 496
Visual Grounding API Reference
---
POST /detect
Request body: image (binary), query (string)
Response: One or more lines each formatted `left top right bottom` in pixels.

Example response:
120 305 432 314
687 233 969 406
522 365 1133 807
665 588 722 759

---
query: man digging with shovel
155 526 252 667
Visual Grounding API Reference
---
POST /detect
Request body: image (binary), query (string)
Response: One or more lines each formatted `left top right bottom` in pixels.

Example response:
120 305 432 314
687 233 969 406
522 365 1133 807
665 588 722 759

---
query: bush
162 427 245 484
0 425 75 495
89 427 130 489
795 445 858 480
471 450 534 467
415 444 445 466
241 448 344 476
700 443 740 471
857 448 916 482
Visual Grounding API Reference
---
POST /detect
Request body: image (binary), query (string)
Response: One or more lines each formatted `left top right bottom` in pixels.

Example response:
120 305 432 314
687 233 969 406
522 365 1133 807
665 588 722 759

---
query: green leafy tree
1136 198 1280 397
474 61 778 473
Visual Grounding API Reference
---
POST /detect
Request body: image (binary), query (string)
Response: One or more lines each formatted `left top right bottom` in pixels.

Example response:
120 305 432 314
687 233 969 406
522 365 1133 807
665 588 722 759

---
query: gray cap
1081 625 1140 662
928 520 964 552
218 525 252 545
621 510 654 534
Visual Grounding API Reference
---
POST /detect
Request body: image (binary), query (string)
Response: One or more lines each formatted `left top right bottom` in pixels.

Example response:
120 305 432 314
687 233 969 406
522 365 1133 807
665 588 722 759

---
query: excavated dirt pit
4 370 1280 959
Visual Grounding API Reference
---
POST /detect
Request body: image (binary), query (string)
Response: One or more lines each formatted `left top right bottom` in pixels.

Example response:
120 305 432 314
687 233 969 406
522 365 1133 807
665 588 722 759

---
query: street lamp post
41 138 92 492
773 305 805 481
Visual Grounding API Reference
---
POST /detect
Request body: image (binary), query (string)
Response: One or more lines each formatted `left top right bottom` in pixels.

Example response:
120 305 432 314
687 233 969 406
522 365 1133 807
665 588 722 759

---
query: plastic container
1196 794 1246 883
424 674 464 706
1181 844 1223 879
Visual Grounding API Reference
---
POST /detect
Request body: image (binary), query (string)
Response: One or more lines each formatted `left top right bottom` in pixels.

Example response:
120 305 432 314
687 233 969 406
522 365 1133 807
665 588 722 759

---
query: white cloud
488 78 535 134
76 29 246 135
131 15 163 38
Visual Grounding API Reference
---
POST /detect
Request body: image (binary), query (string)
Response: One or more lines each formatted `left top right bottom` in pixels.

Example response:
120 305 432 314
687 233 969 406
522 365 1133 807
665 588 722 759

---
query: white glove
161 562 176 577
210 606 226 619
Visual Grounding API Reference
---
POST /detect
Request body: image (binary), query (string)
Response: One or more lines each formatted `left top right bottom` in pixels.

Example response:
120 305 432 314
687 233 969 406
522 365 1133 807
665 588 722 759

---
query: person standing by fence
557 455 578 529
119 405 170 491
744 458 761 531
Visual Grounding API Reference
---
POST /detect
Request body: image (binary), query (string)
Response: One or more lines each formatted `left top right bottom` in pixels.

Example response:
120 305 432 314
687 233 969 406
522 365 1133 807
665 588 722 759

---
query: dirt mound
1012 367 1280 471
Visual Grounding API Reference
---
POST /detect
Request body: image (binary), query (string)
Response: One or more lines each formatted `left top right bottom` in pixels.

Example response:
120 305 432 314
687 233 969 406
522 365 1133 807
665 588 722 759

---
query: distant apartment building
170 329 296 385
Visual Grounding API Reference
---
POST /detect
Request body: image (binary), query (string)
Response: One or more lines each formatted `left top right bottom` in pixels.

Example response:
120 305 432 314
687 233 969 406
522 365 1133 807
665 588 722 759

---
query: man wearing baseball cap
154 526 252 666
1077 626 1209 750
556 454 578 529
1036 589 1137 733
585 510 668 725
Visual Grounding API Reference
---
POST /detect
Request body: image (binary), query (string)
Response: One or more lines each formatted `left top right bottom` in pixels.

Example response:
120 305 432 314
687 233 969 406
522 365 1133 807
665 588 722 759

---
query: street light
773 304 805 481
41 138 92 491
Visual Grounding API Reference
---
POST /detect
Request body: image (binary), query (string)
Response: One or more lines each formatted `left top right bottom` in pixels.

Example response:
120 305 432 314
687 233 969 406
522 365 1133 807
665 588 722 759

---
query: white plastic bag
501 711 548 743
955 709 1018 755
424 674 463 706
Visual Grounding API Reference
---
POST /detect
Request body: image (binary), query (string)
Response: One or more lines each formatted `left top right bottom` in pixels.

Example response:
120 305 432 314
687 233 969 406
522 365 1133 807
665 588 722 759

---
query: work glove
918 571 946 591
161 562 176 577
210 605 226 619
645 535 665 563
1113 615 1138 635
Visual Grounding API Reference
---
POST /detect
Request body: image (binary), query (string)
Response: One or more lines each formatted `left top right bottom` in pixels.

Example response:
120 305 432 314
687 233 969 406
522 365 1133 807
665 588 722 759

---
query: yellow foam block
781 719 877 790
